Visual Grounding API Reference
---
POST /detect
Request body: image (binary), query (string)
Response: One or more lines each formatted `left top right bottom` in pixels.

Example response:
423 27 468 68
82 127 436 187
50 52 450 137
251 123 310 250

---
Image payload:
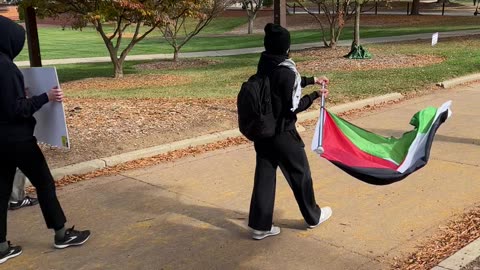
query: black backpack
237 74 276 141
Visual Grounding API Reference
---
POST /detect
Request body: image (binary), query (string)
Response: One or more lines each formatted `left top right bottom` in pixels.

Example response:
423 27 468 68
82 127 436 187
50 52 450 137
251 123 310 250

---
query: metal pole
315 83 327 155
407 2 410 15
442 2 445 15
375 1 378 15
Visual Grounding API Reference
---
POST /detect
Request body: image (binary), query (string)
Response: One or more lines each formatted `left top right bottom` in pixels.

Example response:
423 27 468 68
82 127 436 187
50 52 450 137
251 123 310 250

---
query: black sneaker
8 196 39 210
0 242 22 264
54 226 91 249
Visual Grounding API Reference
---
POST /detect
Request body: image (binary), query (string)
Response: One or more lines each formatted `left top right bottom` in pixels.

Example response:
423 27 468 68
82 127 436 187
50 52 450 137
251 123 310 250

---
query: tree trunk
330 25 336 48
173 47 179 62
410 0 420 15
113 60 124 78
248 16 254 34
354 3 360 46
104 44 123 78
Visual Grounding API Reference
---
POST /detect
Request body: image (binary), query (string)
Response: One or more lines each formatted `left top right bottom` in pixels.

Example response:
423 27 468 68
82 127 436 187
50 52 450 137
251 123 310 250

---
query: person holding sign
0 16 91 264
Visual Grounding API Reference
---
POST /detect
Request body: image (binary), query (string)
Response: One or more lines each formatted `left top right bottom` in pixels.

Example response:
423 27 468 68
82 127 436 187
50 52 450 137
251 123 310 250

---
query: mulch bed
62 74 190 92
293 47 445 73
42 97 237 168
135 58 222 71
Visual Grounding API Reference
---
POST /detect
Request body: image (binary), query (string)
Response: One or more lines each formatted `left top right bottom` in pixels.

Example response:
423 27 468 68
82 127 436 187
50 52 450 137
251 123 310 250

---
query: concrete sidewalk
3 84 480 269
14 29 480 67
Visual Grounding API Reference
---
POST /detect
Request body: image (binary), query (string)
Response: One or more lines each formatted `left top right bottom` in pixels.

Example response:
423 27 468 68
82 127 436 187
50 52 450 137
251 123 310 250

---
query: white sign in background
21 67 70 149
432 32 439 46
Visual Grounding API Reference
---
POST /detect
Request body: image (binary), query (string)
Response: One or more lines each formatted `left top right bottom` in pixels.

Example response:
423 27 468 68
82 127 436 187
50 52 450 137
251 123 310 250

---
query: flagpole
314 83 326 155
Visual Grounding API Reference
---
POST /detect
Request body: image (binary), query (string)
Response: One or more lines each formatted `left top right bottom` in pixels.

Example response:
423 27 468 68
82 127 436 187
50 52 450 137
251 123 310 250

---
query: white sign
432 32 439 46
21 67 70 149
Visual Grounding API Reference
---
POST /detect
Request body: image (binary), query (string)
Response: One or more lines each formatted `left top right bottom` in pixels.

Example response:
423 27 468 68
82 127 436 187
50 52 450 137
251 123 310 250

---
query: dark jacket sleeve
294 91 320 114
296 76 318 113
301 76 315 88
273 69 319 115
16 93 49 119
0 68 49 122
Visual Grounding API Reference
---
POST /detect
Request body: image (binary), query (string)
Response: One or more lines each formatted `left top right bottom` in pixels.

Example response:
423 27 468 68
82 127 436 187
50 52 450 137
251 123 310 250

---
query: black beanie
264 23 290 55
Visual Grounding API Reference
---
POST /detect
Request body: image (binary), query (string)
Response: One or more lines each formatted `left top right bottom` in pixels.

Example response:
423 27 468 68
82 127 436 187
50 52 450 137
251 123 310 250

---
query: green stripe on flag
329 106 437 164
409 107 437 134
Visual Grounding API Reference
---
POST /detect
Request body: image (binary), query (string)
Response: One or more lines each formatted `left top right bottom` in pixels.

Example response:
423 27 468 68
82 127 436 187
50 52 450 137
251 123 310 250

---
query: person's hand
316 87 329 97
314 76 329 86
47 86 64 102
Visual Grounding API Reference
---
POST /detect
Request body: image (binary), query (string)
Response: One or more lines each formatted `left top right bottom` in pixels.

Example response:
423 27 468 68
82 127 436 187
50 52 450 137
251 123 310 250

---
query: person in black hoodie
0 16 91 264
249 23 333 240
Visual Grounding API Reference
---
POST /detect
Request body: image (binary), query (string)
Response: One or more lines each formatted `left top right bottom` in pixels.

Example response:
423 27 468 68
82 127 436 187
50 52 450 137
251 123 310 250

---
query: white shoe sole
54 235 90 249
309 207 333 229
0 250 22 264
252 228 281 240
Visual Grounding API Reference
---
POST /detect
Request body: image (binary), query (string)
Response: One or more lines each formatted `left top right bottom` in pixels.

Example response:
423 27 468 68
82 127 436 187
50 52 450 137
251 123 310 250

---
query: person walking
248 23 332 240
0 15 91 264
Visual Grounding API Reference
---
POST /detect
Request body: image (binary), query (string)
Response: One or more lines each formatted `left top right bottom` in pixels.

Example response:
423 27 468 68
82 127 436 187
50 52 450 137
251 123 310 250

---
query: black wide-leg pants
0 138 66 242
248 130 321 231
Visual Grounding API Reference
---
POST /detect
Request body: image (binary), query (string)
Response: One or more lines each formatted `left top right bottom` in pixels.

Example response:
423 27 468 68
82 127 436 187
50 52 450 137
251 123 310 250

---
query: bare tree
160 0 233 62
242 0 264 34
295 0 355 48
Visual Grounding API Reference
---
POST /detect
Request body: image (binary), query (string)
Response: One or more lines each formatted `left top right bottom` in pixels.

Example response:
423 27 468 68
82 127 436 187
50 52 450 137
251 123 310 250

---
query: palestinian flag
311 101 452 185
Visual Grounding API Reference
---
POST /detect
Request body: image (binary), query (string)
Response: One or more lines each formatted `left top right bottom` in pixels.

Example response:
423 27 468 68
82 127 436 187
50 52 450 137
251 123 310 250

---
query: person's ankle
0 241 8 253
54 226 66 241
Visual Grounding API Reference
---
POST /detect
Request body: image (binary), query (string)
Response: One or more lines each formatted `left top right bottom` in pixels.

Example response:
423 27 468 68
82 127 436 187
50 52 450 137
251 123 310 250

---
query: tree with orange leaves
21 0 172 78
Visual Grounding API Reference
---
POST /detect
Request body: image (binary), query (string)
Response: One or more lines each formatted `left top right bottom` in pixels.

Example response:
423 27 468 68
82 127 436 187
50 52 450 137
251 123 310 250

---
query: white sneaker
252 225 281 240
309 207 333 229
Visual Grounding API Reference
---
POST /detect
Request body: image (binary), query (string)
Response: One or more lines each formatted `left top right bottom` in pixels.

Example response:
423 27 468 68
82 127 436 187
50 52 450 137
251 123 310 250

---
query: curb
431 237 480 270
438 74 480 89
49 93 404 180
50 129 242 180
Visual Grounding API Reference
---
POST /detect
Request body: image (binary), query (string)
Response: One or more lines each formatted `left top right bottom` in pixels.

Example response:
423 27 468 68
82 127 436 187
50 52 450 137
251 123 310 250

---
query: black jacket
0 16 49 143
257 52 319 132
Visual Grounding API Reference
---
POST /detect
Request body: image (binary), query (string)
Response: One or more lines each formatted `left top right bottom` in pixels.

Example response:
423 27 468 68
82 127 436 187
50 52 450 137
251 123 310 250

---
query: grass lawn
15 17 480 61
57 36 480 104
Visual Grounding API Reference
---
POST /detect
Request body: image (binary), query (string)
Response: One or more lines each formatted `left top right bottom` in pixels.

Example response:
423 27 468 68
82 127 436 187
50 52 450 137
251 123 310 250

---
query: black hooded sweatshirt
0 16 49 143
257 52 319 132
